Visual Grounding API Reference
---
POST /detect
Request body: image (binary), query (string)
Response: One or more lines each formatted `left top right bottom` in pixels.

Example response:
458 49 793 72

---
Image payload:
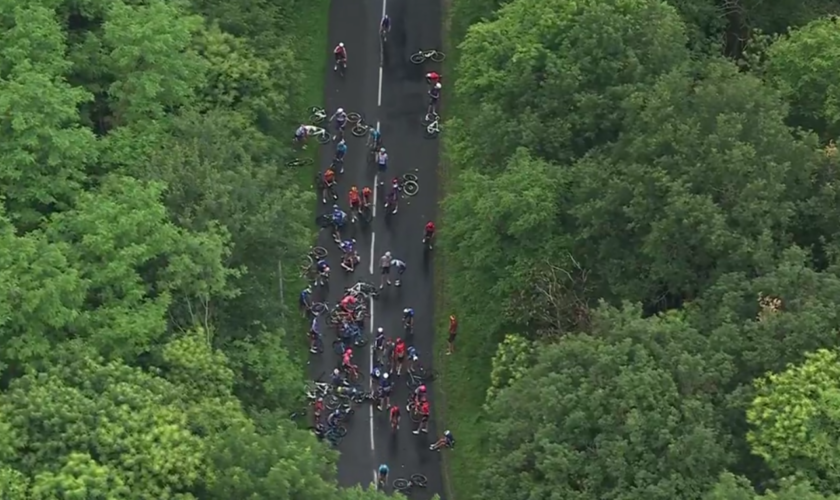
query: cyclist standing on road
333 138 347 173
321 167 336 204
393 337 406 376
368 127 382 153
362 186 373 212
299 286 312 315
384 177 400 215
392 257 406 286
329 107 348 140
315 258 330 287
413 400 430 434
428 83 441 118
375 327 386 351
331 205 347 243
379 14 391 41
378 372 392 410
333 42 347 71
423 220 435 249
403 307 415 333
309 315 321 354
407 345 418 372
379 251 392 289
348 186 360 223
389 404 401 431
375 148 388 183
378 464 389 490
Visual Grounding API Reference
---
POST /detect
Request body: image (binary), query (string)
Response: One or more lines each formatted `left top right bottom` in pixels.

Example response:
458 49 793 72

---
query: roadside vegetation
437 0 840 499
0 0 395 498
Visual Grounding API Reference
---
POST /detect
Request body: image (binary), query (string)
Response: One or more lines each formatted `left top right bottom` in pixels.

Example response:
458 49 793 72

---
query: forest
437 0 840 499
0 0 398 498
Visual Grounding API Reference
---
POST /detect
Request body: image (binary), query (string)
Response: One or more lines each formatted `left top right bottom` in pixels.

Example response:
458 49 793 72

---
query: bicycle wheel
424 124 440 139
347 112 362 123
331 425 348 438
403 180 419 197
409 52 426 64
311 302 327 315
410 411 421 423
351 124 369 137
325 394 340 409
309 112 325 124
316 214 333 228
410 474 428 487
311 246 328 259
393 478 410 491
430 51 446 62
402 173 418 182
309 106 324 114
316 132 332 145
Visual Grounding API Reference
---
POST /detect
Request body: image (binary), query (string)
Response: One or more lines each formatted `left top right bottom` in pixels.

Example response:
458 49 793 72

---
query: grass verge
284 1 329 355
433 3 495 500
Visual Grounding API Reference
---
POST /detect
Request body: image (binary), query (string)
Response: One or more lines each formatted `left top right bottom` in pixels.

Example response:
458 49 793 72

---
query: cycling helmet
333 368 339 375
396 337 402 343
337 107 344 113
383 372 389 380
351 185 358 192
363 186 372 193
339 43 344 48
435 82 442 89
403 308 410 314
333 204 339 209
385 251 391 257
351 238 356 244
419 385 426 392
445 430 452 436
450 315 456 320
377 327 384 333
346 348 353 356
317 397 323 402
380 147 386 153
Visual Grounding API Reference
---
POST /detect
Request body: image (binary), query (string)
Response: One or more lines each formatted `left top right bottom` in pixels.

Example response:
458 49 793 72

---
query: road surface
308 0 444 497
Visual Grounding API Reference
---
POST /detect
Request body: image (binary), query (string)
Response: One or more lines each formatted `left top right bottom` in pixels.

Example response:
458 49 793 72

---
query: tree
479 307 731 500
704 472 839 500
564 59 817 306
0 0 98 228
747 348 840 491
764 17 840 139
452 0 689 167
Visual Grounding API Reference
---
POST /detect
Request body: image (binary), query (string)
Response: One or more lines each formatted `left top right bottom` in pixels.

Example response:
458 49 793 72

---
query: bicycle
300 246 329 277
347 112 363 123
309 106 327 124
308 126 333 145
310 302 328 315
410 49 445 64
406 365 430 389
351 120 371 138
393 474 428 492
401 173 419 196
286 157 313 168
422 113 440 139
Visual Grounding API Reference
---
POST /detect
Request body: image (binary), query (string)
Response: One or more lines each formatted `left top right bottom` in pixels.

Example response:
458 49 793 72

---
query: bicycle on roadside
422 112 441 139
393 473 428 492
409 49 445 64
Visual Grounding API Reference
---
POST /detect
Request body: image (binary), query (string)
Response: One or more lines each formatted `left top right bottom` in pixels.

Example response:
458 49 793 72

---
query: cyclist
299 286 312 315
331 204 347 243
321 167 336 204
377 464 389 490
340 293 357 313
378 371 392 410
413 400 430 434
340 239 358 272
333 42 347 72
425 71 441 86
362 186 373 212
392 257 407 287
294 124 309 148
389 404 401 431
379 251 392 289
329 107 348 140
315 258 330 287
367 127 382 153
348 186 361 223
375 147 388 181
333 138 348 174
375 327 386 351
309 315 321 353
403 307 415 333
379 14 391 41
330 368 344 386
448 314 458 355
393 337 406 376
431 430 455 451
342 348 358 379
327 408 343 428
407 345 418 372
414 384 428 407
423 221 435 249
384 177 399 215
428 82 441 118
313 397 324 420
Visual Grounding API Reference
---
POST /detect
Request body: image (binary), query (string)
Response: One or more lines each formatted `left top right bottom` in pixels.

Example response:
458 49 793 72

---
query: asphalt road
307 0 444 497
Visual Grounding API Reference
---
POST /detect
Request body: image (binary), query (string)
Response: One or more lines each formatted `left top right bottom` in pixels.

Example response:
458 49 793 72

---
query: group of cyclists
299 12 453 491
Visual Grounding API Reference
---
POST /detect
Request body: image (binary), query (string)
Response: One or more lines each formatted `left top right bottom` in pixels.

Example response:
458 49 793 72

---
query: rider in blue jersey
378 464 389 488
309 316 321 353
334 139 348 173
403 307 415 331
407 345 418 371
315 259 330 286
299 286 312 312
368 127 382 152
380 14 391 40
331 205 347 242
378 372 392 410
392 258 406 286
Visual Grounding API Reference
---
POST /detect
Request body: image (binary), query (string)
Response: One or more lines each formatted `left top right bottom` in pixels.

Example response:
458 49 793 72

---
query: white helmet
383 372 389 380
435 82 442 89
403 308 410 314
445 430 452 436
339 42 344 48
377 327 384 333
337 107 344 114
385 251 391 257
333 368 339 375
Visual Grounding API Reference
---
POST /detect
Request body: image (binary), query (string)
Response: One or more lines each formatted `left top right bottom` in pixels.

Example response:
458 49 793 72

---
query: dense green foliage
439 0 840 498
0 0 396 497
